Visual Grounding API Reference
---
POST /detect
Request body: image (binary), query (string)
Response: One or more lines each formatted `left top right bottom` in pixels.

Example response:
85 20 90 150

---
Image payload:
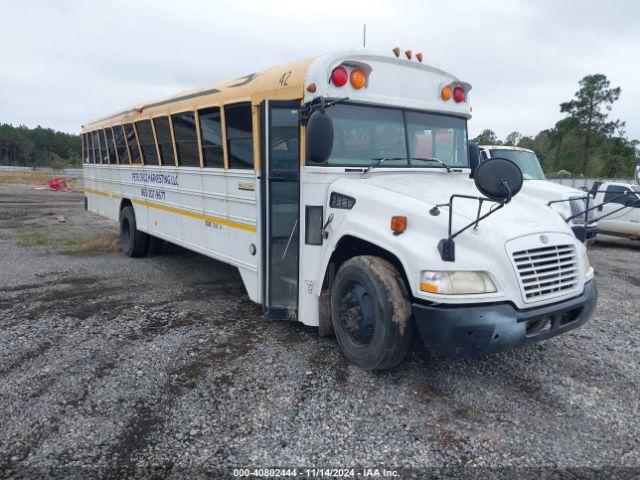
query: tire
330 255 413 371
119 205 149 258
148 236 164 256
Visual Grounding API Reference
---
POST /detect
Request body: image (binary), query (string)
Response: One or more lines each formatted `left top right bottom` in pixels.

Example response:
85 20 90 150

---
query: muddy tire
148 236 164 256
330 255 413 371
119 205 149 258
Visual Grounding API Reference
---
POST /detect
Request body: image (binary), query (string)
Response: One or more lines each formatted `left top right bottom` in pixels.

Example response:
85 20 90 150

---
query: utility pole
363 24 366 48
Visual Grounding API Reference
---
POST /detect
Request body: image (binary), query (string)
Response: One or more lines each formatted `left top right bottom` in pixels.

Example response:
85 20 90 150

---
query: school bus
82 49 597 370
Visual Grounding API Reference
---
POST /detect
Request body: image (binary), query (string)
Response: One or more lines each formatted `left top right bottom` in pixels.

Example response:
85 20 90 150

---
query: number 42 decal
279 71 292 87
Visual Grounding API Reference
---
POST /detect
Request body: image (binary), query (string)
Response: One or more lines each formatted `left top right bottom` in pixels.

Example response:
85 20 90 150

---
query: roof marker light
416 52 423 62
405 50 412 60
392 47 401 57
441 85 453 101
331 66 348 87
350 68 366 89
453 86 465 103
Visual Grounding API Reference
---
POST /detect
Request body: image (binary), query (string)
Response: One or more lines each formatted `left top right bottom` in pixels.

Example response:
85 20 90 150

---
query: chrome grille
512 244 579 301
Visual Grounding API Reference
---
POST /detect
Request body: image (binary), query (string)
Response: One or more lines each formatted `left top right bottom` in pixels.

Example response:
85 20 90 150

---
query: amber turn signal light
306 83 316 93
391 216 407 235
350 69 366 89
440 85 453 101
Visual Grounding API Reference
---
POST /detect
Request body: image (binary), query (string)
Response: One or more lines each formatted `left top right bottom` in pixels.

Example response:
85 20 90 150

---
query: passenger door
261 100 301 319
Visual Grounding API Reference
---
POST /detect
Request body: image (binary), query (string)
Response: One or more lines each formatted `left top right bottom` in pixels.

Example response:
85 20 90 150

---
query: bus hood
333 172 571 237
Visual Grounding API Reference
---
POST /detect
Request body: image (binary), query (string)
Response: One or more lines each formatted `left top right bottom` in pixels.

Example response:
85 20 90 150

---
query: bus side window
480 150 488 162
153 117 175 166
124 123 142 164
100 129 111 164
105 127 118 164
113 125 130 165
82 134 87 164
86 133 93 163
198 107 224 168
171 112 199 167
224 103 254 169
135 120 158 166
92 131 102 164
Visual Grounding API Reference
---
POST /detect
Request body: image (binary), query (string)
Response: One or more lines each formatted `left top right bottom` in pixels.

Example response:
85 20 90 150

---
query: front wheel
330 256 413 371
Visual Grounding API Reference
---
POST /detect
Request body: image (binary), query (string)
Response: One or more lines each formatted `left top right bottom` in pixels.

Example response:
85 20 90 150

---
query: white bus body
83 49 597 370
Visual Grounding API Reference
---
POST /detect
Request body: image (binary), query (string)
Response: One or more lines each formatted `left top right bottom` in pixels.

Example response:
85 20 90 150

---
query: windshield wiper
362 156 452 178
408 157 452 173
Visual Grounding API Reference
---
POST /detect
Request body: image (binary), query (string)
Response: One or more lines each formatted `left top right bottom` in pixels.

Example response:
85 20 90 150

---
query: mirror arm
436 194 506 262
299 96 350 125
548 190 638 224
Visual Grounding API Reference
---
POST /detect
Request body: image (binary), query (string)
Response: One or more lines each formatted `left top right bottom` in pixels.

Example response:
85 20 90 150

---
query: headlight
582 251 594 280
420 271 497 295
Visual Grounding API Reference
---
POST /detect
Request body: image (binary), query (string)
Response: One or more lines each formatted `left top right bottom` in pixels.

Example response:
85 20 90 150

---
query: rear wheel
330 255 413 371
148 236 164 255
119 205 149 257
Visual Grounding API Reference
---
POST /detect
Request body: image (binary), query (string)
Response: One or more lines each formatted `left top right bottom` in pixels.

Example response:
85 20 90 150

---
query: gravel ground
1 184 639 478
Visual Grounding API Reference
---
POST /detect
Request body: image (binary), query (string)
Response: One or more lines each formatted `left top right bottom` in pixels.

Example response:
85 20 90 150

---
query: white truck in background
588 176 640 241
477 145 598 244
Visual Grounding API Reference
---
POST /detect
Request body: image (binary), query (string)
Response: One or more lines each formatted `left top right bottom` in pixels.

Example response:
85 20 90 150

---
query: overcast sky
0 0 638 141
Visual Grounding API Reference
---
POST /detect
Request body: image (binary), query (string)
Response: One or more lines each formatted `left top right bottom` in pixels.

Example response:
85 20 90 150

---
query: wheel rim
121 217 131 249
339 281 375 347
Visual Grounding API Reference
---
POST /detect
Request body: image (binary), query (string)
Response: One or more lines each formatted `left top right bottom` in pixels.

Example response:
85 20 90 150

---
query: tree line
0 123 81 169
472 74 638 178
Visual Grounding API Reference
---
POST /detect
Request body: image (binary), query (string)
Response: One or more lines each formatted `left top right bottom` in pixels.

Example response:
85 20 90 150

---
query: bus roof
83 49 471 132
83 57 313 131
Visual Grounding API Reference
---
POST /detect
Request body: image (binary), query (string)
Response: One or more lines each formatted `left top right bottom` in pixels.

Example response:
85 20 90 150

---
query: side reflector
331 66 348 87
416 52 423 62
391 216 407 235
306 83 316 93
350 69 366 89
453 86 465 103
392 47 401 57
405 50 412 60
441 85 453 101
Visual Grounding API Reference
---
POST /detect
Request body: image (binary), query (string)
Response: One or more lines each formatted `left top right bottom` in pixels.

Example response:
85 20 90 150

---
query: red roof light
331 66 348 87
453 87 465 103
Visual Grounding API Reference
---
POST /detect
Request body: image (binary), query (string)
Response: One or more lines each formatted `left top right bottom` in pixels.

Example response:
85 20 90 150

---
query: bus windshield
324 104 469 168
489 149 545 180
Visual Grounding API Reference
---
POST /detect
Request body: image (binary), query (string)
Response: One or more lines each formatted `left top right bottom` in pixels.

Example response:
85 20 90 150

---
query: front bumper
412 280 597 358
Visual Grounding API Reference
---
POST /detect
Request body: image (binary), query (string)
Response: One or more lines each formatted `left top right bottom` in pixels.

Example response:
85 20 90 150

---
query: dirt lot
1 182 640 477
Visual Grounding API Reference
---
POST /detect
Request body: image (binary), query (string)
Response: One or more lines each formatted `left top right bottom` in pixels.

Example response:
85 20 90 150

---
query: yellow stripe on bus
84 188 257 233
132 198 257 233
84 187 109 198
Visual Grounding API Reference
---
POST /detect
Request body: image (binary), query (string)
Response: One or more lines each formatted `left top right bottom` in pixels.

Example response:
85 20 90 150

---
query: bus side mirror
474 157 523 202
306 110 334 164
468 141 479 178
